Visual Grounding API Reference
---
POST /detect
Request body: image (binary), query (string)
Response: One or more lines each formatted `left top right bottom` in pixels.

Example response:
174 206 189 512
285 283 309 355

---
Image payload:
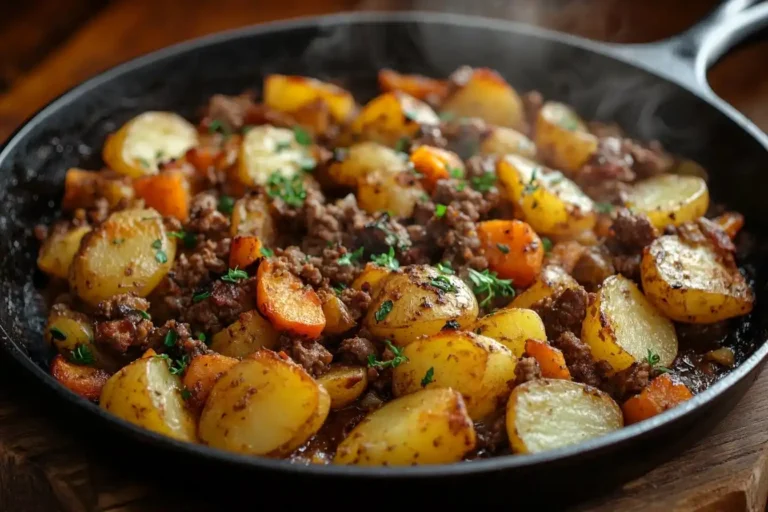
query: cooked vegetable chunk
236 124 315 186
230 195 276 243
472 308 546 357
524 340 571 380
51 355 109 401
622 374 693 425
511 265 580 309
182 353 239 411
45 304 94 353
533 102 598 173
441 67 524 129
317 365 369 409
409 145 465 192
229 235 263 269
264 74 355 123
348 92 440 147
357 169 424 217
62 168 134 211
37 225 91 279
626 175 709 229
477 219 543 287
481 126 537 159
210 310 280 358
327 141 407 188
377 69 449 102
133 171 191 221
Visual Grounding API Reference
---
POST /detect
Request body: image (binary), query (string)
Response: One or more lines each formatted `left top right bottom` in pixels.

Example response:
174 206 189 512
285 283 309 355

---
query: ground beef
514 357 542 386
187 192 230 237
94 316 153 354
628 140 674 179
672 217 736 256
576 138 635 203
96 293 150 319
275 246 324 287
181 279 256 334
464 154 497 182
605 362 651 402
412 123 447 149
147 320 208 358
440 117 491 159
571 246 615 291
337 336 376 365
531 286 588 340
203 94 254 132
675 321 729 352
280 335 333 377
167 239 229 290
605 208 657 281
354 213 411 256
552 331 611 388
472 411 509 457
339 287 372 322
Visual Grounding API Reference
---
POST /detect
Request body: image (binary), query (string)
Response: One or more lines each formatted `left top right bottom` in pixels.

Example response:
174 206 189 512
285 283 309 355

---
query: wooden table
2 1 768 510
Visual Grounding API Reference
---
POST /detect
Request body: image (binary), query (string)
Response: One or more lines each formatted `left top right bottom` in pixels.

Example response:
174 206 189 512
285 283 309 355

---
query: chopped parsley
275 140 292 152
181 388 192 400
112 238 124 246
337 246 364 266
151 239 162 250
266 171 306 207
169 230 196 249
155 150 166 161
260 247 274 258
367 340 409 369
217 195 235 215
443 320 460 330
69 345 94 365
455 181 467 192
193 291 211 303
49 327 67 341
468 268 515 307
197 332 207 343
448 167 464 179
169 354 190 375
541 237 553 254
293 126 312 145
374 300 394 323
497 243 510 254
430 275 456 293
164 329 178 348
471 172 496 192
208 119 230 135
644 349 671 374
559 115 579 131
152 239 168 264
523 169 540 195
394 137 410 153
221 268 249 283
135 309 151 320
370 246 400 270
595 202 614 214
332 283 347 296
435 204 448 218
421 367 435 387
436 261 454 275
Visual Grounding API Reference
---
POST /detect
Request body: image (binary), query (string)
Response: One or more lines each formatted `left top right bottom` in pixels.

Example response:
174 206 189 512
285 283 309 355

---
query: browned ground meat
514 357 542 386
605 208 657 281
337 336 376 365
204 94 254 132
675 321 729 352
571 246 615 291
187 192 230 237
576 138 635 203
672 217 736 256
96 293 150 319
338 287 372 322
412 124 447 149
472 411 509 457
440 117 491 159
275 246 324 287
167 239 229 290
147 320 209 358
280 335 333 377
521 90 543 137
181 279 256 334
605 362 652 402
552 331 611 388
95 315 153 354
628 140 674 179
531 286 588 340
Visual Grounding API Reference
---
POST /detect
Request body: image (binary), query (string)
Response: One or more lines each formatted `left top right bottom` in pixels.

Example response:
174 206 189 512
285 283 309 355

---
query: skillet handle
610 0 768 97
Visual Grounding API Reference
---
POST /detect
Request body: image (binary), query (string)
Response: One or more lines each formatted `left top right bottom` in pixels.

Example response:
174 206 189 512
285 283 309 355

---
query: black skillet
1 0 768 507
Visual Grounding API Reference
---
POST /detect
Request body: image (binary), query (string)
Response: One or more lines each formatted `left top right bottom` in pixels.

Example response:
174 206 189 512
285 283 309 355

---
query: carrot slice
524 339 571 380
477 219 544 287
714 211 745 239
257 259 326 338
133 171 191 221
182 353 239 411
50 355 110 401
378 69 449 102
229 235 263 269
141 348 157 358
622 373 693 425
409 145 464 192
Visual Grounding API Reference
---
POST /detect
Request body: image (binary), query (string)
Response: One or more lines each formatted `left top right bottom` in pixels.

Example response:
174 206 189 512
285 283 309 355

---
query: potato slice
103 111 198 178
69 208 176 306
334 388 476 465
321 293 356 335
497 154 596 236
348 92 440 147
511 265 580 309
393 332 516 419
625 175 709 229
351 263 391 297
44 304 94 353
582 274 677 373
182 353 239 411
37 225 91 279
472 308 546 357
236 124 315 186
51 355 109 401
533 102 598 173
364 265 478 345
641 235 753 323
264 74 355 123
481 126 537 159
327 142 407 188
357 169 424 218
62 168 134 211
210 310 280 358
441 67 524 129
506 379 622 454
316 365 369 409
199 350 330 456
100 355 197 442
230 195 276 243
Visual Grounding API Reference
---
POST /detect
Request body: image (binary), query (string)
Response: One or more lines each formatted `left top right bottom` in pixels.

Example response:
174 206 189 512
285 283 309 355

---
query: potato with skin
210 310 280 358
182 353 239 412
507 379 622 454
38 225 91 279
626 174 709 229
100 355 197 442
61 168 134 211
45 304 94 353
264 74 356 123
497 154 596 236
320 292 356 335
351 263 391 297
357 169 424 218
511 265 580 309
230 195 276 244
582 274 677 373
441 67 525 129
327 142 407 188
393 332 517 419
641 235 753 323
69 208 176 306
199 350 330 457
236 124 315 187
51 355 110 401
364 265 479 345
334 388 476 466
481 126 537 159
534 102 598 174
317 365 369 409
348 91 440 147
472 308 546 357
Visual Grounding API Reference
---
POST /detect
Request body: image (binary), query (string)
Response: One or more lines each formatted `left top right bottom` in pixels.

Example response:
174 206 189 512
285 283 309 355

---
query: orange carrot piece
62 168 99 211
257 259 326 338
182 353 239 411
524 339 571 380
409 145 464 192
378 69 449 102
229 235 263 269
133 171 191 221
477 219 544 287
185 145 220 173
622 374 693 425
50 355 110 401
714 211 745 239
141 348 157 358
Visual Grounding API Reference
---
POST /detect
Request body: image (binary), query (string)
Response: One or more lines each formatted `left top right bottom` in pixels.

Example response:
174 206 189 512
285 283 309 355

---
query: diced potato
334 388 476 465
640 235 753 323
100 355 198 442
351 263 391 297
182 353 239 411
409 145 465 192
321 293 356 335
210 310 280 358
392 332 517 419
582 274 677 373
348 92 440 147
506 379 622 454
44 304 94 353
62 168 134 211
236 125 314 187
377 69 449 102
472 308 546 357
441 67 524 129
50 354 109 401
37 225 91 279
103 111 198 178
199 350 330 457
481 126 537 159
625 175 709 229
511 265 580 309
357 169 424 218
230 195 276 244
69 208 176 306
264 74 355 123
316 365 369 409
327 142 407 188
534 102 598 173
364 265 479 345
497 154 596 236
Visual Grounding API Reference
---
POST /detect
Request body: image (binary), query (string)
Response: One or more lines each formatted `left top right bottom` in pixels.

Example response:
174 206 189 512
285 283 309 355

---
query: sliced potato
364 265 479 345
582 274 677 373
497 154 596 236
351 263 391 297
316 365 369 409
481 126 537 159
625 175 709 229
103 111 198 178
348 92 440 147
472 308 546 357
357 169 424 218
533 102 598 173
210 310 280 358
100 355 197 442
69 208 176 306
334 388 476 465
182 353 239 411
506 379 622 454
199 350 330 457
641 235 753 323
321 293 356 335
511 265 580 309
50 354 109 401
37 225 91 279
230 195 276 244
392 332 517 419
236 124 314 186
62 168 134 211
44 304 94 352
264 74 355 123
441 67 524 129
327 142 407 188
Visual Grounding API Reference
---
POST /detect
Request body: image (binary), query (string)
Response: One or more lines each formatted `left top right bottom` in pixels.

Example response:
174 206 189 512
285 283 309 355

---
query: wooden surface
2 1 768 510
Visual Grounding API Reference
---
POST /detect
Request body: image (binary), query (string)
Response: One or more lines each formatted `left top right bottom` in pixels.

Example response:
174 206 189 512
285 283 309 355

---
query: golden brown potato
641 235 753 323
50 355 109 401
472 308 546 356
264 74 356 123
582 274 677 373
533 102 598 173
511 265 580 309
506 379 622 454
497 154 596 236
44 304 94 353
37 225 91 279
334 388 476 465
199 350 330 457
100 355 197 442
103 111 198 178
321 292 356 335
348 92 440 147
441 67 524 129
210 310 280 358
69 208 176 306
481 126 537 159
351 263 391 297
61 168 134 212
392 331 517 419
326 142 407 188
316 365 369 409
357 169 424 218
236 124 315 186
230 195 276 244
364 265 479 345
625 175 709 229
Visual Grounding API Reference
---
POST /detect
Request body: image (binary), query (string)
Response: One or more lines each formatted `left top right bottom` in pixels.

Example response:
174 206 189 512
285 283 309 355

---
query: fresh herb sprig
468 268 515 307
370 246 400 270
266 171 307 207
644 349 671 374
367 340 409 370
221 268 249 283
337 246 364 266
69 345 94 365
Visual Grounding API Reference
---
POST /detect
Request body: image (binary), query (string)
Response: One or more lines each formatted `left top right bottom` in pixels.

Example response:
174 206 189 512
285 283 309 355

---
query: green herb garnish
193 291 211 303
135 310 151 320
49 327 67 341
443 320 460 330
644 349 671 374
435 204 448 218
260 247 274 258
371 246 400 270
137 157 150 168
421 367 435 387
218 195 235 215
523 169 540 195
169 230 196 249
471 172 496 192
221 268 249 283
449 167 464 179
430 275 456 293
595 202 614 214
374 300 394 323
181 388 192 400
436 261 454 275
337 246 364 266
367 340 409 370
468 268 515 307
541 237 553 254
170 355 190 375
275 140 292 152
164 330 178 347
69 345 94 365
266 171 307 207
153 239 168 263
112 238 124 246
395 137 410 153
293 126 312 145
332 283 347 296
497 243 510 254
197 333 207 343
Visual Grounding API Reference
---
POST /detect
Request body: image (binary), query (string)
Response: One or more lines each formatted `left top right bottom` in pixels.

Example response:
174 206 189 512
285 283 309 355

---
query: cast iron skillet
2 0 768 506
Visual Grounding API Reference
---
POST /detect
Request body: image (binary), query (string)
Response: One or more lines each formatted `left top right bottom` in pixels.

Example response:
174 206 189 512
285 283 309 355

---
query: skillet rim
1 10 767 478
